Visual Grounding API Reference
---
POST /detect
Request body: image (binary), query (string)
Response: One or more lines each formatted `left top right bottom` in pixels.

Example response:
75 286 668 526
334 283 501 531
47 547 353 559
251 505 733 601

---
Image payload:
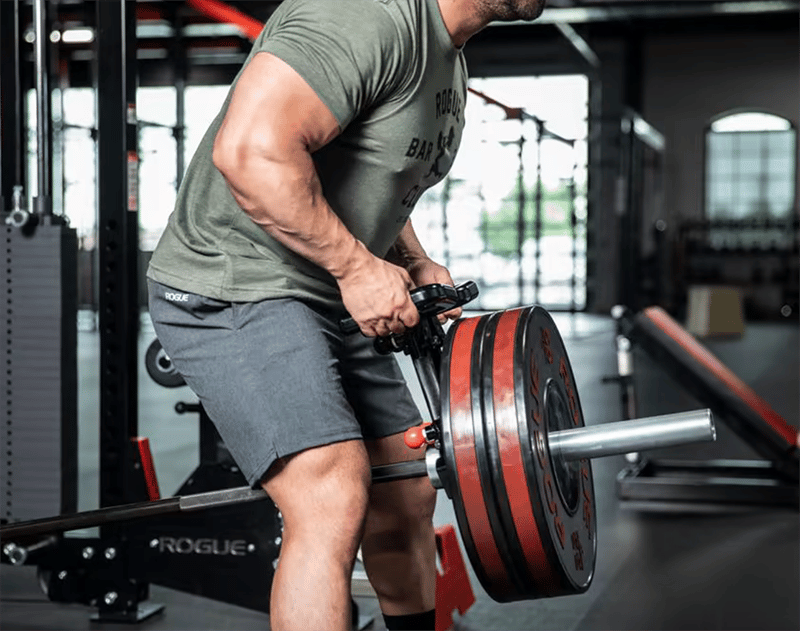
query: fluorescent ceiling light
136 23 245 39
712 1 798 14
61 28 94 44
137 24 173 38
183 23 245 37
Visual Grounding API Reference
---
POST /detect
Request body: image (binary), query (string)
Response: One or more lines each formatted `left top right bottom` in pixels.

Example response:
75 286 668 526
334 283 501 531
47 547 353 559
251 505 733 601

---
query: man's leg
263 439 371 631
148 286 374 629
361 431 438 619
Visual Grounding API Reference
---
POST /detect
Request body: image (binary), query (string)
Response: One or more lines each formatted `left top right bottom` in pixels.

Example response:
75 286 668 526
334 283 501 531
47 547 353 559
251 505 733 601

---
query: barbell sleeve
548 409 715 462
384 410 716 482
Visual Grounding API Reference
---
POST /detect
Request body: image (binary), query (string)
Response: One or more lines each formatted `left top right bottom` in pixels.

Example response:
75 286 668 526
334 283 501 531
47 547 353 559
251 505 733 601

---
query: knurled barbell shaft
0 462 431 540
548 409 715 462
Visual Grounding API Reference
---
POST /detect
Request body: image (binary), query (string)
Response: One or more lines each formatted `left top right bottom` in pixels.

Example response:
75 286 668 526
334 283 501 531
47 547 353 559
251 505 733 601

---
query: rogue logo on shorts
164 292 189 302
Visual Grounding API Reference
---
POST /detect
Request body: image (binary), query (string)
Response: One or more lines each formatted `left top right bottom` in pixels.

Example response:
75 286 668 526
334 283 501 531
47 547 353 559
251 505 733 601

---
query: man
147 1 546 629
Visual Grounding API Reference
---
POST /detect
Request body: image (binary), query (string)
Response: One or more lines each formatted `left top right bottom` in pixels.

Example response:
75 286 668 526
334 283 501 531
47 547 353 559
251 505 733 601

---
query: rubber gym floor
1 311 798 631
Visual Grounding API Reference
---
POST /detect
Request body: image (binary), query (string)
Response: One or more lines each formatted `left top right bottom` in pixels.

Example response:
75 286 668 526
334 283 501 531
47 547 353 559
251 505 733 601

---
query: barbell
1 282 715 603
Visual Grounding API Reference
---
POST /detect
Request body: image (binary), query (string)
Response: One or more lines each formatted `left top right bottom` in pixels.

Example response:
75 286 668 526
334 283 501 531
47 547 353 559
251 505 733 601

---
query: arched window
705 111 796 221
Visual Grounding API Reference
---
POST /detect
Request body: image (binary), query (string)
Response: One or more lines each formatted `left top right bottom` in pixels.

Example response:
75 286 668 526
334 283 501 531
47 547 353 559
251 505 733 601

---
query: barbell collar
548 409 715 462
426 447 444 489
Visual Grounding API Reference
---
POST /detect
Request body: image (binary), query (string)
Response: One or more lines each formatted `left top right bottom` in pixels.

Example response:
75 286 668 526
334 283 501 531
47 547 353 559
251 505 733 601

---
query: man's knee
307 474 371 533
400 477 437 525
366 475 437 540
264 441 372 540
361 476 437 605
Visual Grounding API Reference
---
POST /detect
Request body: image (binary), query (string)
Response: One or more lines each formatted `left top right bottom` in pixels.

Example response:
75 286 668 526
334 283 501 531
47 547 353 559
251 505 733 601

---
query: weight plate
513 307 596 596
484 308 560 599
440 316 517 601
471 312 531 599
145 338 186 388
478 311 540 598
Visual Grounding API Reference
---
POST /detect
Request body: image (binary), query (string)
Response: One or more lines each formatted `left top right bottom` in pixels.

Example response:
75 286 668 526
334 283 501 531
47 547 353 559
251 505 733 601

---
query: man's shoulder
277 0 418 37
278 0 410 21
262 0 421 78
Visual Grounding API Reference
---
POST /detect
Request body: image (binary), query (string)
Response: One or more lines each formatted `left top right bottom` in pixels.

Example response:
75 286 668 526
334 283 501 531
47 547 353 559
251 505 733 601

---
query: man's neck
436 0 489 48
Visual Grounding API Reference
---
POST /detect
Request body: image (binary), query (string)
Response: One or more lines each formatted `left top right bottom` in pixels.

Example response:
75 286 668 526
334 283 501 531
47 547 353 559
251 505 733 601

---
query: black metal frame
170 2 188 188
32 0 52 219
617 110 665 312
618 458 799 512
96 0 140 511
0 0 25 211
92 0 163 621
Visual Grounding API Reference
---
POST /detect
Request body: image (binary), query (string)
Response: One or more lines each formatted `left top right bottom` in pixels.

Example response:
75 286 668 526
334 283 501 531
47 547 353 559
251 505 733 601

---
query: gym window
139 85 229 251
27 85 231 251
705 112 797 227
414 75 589 312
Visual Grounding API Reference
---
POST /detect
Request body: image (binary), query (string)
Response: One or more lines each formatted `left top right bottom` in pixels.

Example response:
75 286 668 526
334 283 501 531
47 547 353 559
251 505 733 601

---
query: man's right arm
212 52 419 336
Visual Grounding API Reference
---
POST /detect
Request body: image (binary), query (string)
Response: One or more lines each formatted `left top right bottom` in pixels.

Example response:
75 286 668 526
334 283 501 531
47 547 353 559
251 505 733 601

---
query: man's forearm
215 143 371 281
386 220 430 269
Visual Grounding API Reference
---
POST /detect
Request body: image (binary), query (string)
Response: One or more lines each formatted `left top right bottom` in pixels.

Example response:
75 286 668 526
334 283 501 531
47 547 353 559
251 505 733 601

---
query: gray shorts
147 280 421 487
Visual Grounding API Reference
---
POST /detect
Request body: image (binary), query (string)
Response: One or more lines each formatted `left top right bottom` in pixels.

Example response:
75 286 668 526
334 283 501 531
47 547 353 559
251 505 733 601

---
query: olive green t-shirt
147 0 468 311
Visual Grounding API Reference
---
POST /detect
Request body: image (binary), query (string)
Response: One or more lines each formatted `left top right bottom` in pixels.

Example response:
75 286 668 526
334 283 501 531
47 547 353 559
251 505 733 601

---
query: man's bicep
216 52 340 159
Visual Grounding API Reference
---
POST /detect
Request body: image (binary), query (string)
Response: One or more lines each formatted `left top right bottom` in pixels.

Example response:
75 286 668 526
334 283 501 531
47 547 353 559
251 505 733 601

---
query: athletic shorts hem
250 432 365 488
362 414 421 441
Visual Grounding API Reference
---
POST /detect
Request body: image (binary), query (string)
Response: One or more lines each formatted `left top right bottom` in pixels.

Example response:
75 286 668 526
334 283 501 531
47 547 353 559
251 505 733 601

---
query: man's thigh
340 334 422 440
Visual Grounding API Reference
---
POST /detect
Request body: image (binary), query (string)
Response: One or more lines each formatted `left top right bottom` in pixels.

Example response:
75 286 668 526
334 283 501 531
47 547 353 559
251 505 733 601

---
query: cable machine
1 0 78 533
